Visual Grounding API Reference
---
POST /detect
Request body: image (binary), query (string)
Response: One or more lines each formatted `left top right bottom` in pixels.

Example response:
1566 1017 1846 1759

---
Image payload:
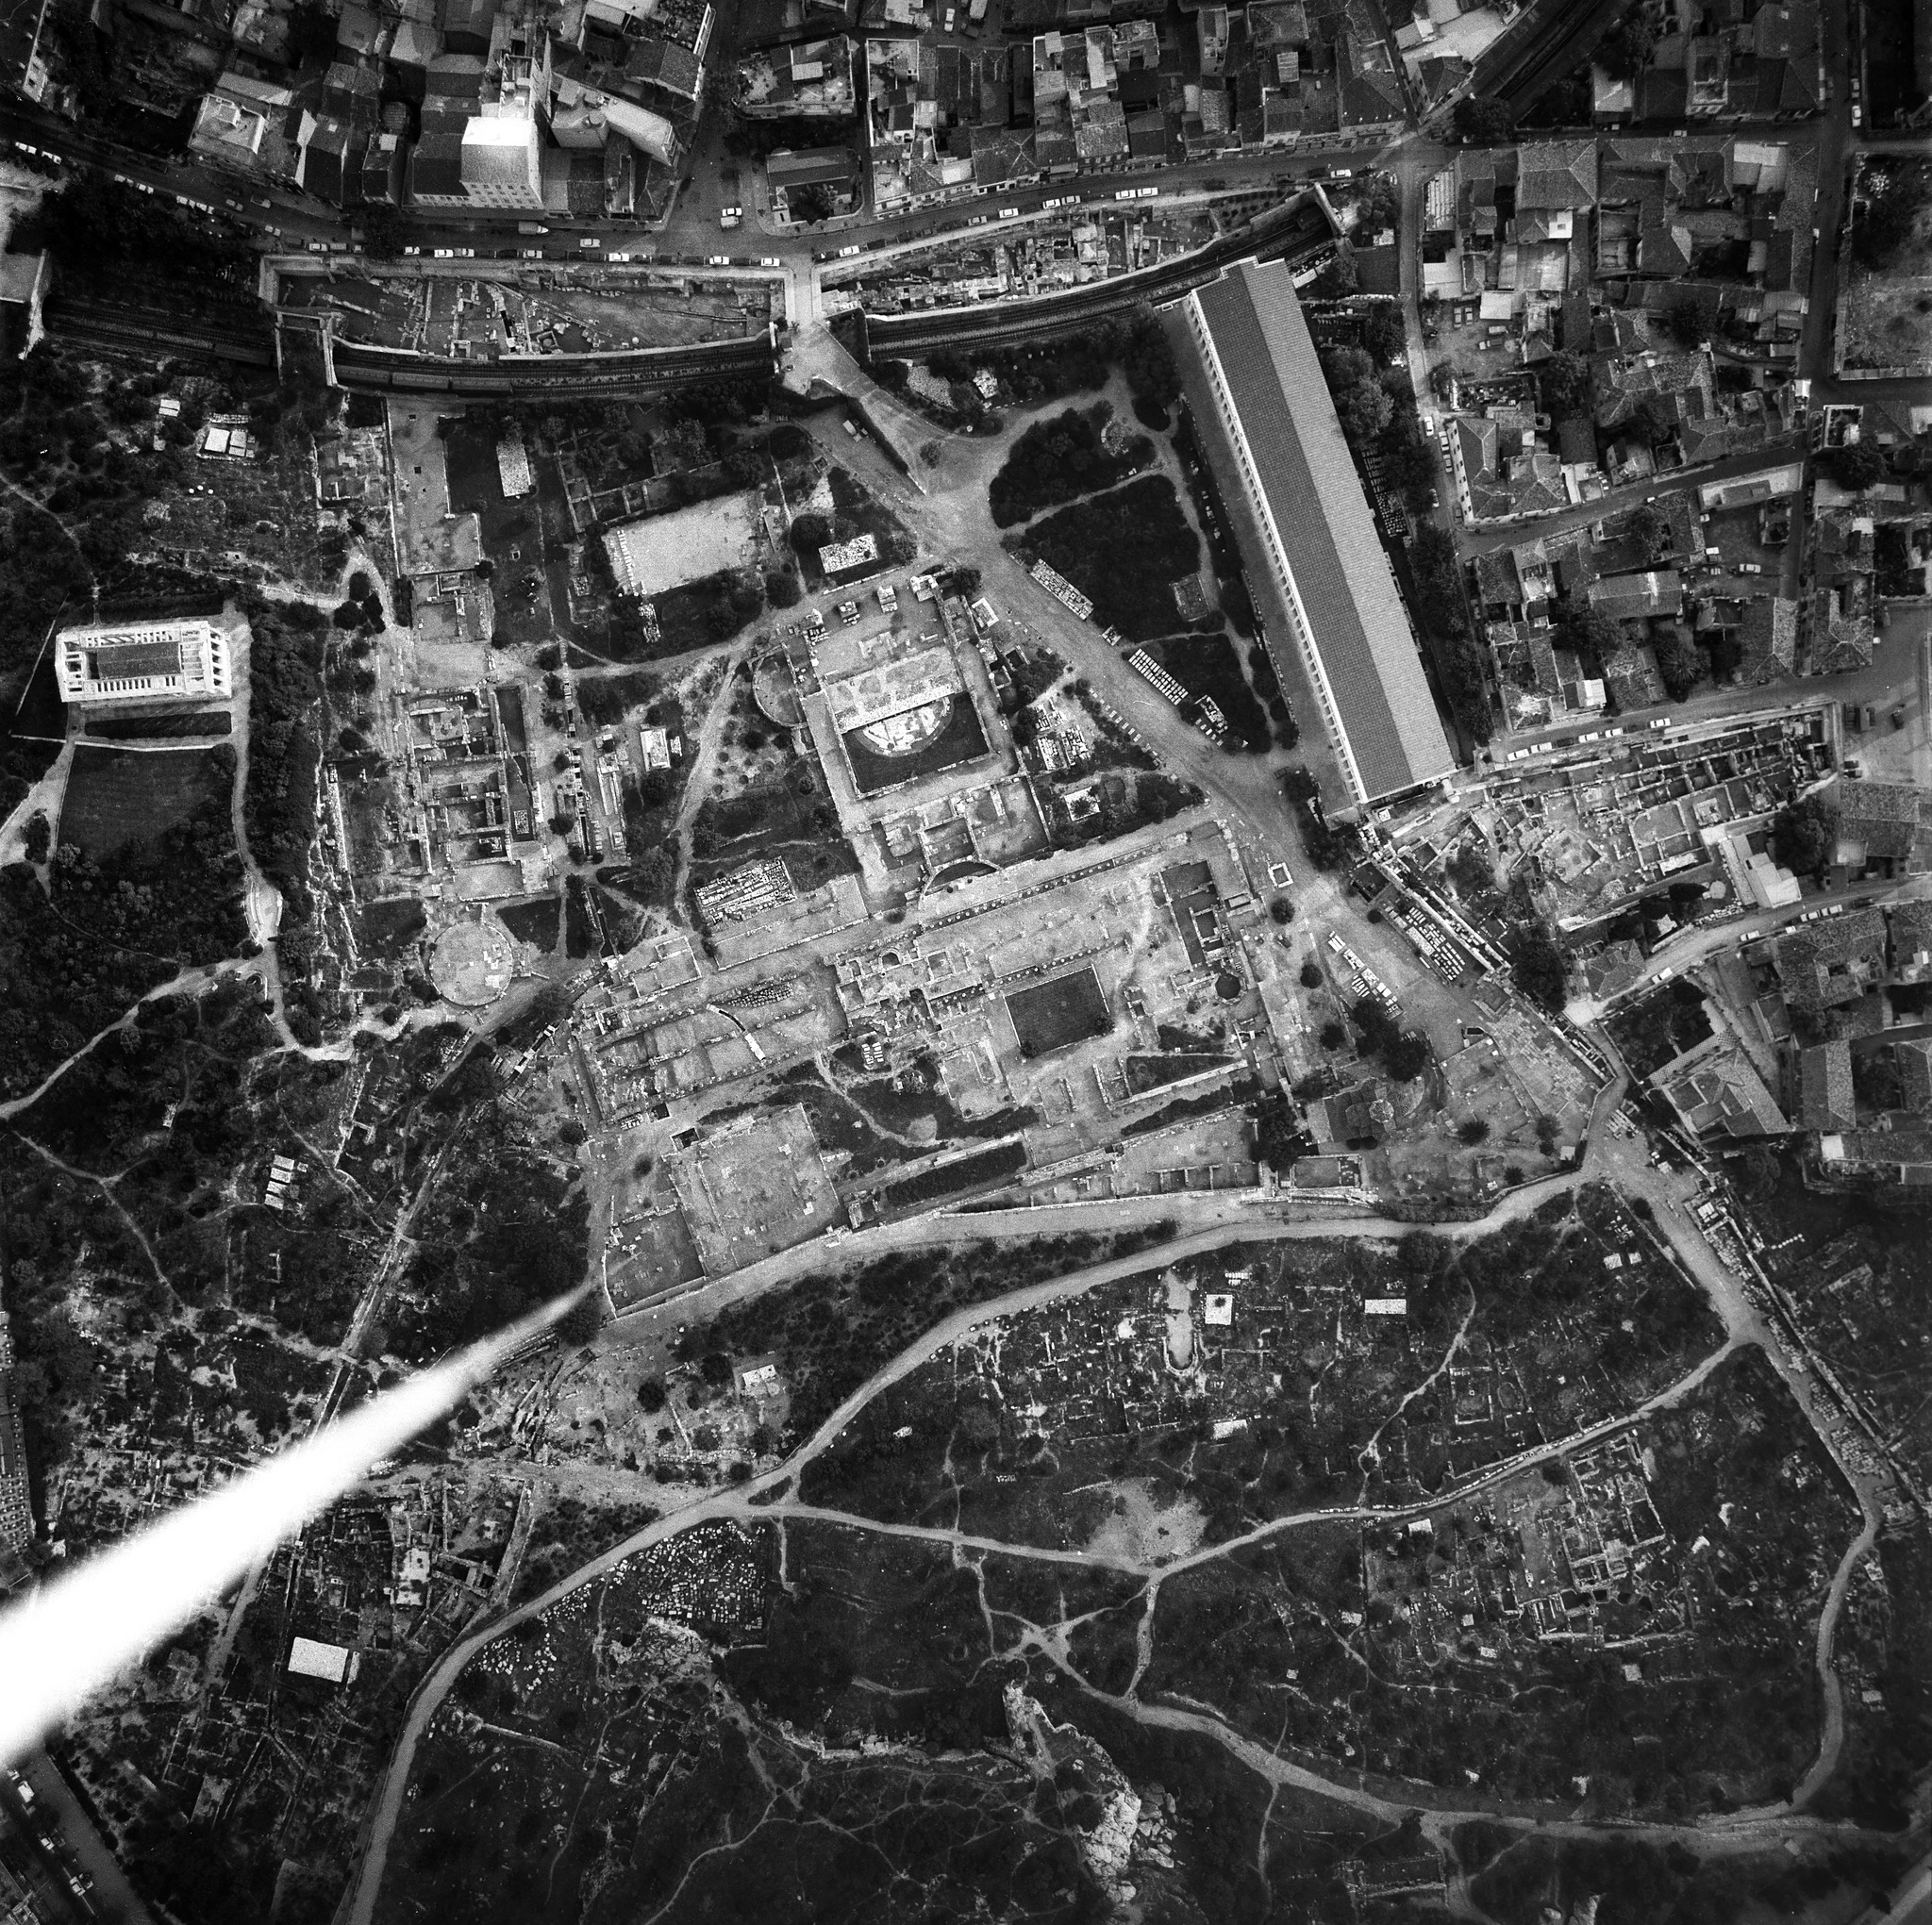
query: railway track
1469 0 1623 114
50 299 276 368
328 333 777 396
866 206 1332 357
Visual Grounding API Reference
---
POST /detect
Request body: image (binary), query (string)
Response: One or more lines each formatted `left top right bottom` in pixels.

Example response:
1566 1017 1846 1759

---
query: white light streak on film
0 1292 585 1765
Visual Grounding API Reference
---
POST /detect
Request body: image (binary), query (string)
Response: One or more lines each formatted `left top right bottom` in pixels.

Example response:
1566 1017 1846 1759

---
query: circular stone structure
429 919 516 1007
752 655 806 727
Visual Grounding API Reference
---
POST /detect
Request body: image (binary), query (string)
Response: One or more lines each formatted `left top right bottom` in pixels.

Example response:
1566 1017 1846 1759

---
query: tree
1320 1021 1349 1050
1253 1095 1303 1170
1352 173 1402 237
1627 501 1669 557
1509 920 1568 1013
1771 794 1837 877
701 1350 733 1386
558 1295 604 1345
1384 1031 1432 1082
1827 441 1887 491
1599 8 1657 78
285 0 338 64
1453 95 1516 142
1852 160 1932 269
1448 847 1495 897
789 513 831 557
638 1378 667 1413
1653 627 1703 702
1270 896 1294 925
1358 304 1408 366
1557 604 1624 672
790 183 837 224
1322 345 1377 391
1539 350 1592 419
1310 251 1359 300
360 207 404 260
1335 380 1394 448
765 567 802 606
1661 302 1706 349
1378 407 1435 503
1299 960 1324 989
1457 1117 1491 1145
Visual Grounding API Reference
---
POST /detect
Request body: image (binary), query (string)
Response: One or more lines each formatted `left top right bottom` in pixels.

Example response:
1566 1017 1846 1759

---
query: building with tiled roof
1517 139 1597 211
1587 569 1682 621
1734 595 1797 681
1584 937 1645 999
1775 905 1887 1010
1810 587 1876 675
1797 1039 1854 1132
1184 260 1455 807
1338 34 1404 127
1834 778 1924 866
1898 1037 1932 1113
1890 899 1932 981
1657 1032 1789 1137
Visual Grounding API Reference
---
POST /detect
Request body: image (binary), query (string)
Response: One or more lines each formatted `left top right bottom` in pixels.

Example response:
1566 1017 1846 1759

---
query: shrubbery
1408 523 1492 744
988 407 1148 527
1016 475 1198 641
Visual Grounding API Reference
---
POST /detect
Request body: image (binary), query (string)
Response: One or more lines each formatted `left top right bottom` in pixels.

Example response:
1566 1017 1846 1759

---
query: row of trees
1408 523 1493 744
926 307 1181 414
1318 342 1436 507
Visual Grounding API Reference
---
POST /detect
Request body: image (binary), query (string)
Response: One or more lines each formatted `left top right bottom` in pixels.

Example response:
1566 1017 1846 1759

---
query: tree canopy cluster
1771 792 1837 877
1409 523 1493 744
1016 475 1199 642
988 407 1150 527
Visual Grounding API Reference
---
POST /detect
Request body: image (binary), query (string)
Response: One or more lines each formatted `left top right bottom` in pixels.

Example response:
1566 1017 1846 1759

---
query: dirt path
666 652 741 935
0 735 73 869
0 953 274 1124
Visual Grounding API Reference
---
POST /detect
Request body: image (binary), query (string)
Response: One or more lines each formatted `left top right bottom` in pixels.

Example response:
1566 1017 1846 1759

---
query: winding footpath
339 1149 1889 1923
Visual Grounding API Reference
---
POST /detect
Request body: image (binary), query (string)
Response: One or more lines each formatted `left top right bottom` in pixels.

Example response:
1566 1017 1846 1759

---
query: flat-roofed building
286 1635 358 1684
55 617 234 707
1182 259 1455 807
460 108 543 207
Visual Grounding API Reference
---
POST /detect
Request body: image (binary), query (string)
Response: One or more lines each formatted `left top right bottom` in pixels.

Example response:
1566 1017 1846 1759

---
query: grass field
58 746 232 861
1006 965 1111 1058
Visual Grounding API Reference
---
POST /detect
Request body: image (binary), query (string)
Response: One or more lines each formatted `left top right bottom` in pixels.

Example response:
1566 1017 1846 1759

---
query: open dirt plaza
667 1103 841 1274
605 493 762 598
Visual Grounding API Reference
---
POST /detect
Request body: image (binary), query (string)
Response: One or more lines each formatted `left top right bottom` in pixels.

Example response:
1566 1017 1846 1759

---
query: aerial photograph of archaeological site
1 0 1931 1910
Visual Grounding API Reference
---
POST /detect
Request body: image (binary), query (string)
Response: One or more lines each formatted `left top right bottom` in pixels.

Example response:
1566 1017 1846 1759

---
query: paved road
1452 442 1816 560
15 1751 154 1925
3 104 1381 274
1565 875 1907 1024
